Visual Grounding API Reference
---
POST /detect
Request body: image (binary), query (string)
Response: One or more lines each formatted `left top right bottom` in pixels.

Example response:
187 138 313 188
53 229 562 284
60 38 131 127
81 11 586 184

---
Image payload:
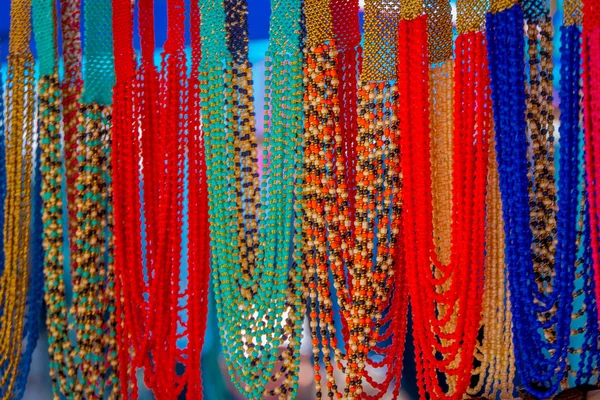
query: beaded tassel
0 0 37 398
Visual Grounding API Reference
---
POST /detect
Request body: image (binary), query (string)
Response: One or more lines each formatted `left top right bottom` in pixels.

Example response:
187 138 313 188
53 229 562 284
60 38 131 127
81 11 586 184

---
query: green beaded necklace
199 0 305 398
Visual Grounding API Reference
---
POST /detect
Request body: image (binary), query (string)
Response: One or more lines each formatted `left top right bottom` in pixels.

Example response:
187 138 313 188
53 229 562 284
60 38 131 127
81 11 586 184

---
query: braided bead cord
583 0 600 318
200 0 304 397
0 0 36 398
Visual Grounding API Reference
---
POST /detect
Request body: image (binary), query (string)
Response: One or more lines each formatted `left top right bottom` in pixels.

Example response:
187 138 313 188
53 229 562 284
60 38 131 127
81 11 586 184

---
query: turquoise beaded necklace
199 0 305 398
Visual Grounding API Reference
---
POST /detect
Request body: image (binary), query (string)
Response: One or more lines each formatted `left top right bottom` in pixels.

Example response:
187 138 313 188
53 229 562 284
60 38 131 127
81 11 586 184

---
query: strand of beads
0 0 37 398
486 0 568 396
425 0 453 267
346 2 402 396
423 1 457 384
302 30 349 400
183 0 212 395
71 105 115 398
80 0 120 395
524 0 560 314
302 1 348 398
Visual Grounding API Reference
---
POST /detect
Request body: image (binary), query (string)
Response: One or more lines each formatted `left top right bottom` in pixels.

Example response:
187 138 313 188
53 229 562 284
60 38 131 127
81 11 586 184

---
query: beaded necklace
31 0 120 397
583 0 600 310
401 0 491 397
0 0 37 398
111 0 210 398
0 23 43 400
467 127 516 399
200 0 305 397
31 1 72 396
560 0 600 385
341 0 403 397
485 0 577 395
185 0 212 395
302 2 409 398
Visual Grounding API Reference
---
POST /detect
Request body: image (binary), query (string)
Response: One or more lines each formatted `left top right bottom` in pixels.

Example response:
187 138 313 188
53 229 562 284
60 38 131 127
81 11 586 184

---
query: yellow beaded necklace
0 0 35 397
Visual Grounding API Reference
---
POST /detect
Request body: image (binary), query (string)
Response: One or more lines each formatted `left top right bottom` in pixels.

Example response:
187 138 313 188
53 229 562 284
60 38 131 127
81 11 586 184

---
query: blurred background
0 0 567 398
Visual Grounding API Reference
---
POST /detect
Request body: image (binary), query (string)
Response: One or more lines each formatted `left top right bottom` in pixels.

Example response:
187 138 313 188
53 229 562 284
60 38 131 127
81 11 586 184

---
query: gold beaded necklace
468 127 516 399
0 0 35 397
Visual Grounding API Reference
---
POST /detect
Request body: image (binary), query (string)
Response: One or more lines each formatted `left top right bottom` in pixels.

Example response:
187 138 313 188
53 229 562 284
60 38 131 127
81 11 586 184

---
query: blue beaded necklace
487 1 596 396
559 2 599 384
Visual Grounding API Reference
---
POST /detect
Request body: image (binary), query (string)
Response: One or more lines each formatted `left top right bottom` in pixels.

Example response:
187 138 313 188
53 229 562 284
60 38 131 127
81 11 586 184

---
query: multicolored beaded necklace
0 0 39 398
485 0 598 396
31 0 120 397
342 0 403 397
200 0 305 397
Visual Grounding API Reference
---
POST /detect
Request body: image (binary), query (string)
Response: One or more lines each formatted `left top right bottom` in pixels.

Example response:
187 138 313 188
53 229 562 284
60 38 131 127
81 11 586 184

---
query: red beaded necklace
399 1 491 398
112 0 210 398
